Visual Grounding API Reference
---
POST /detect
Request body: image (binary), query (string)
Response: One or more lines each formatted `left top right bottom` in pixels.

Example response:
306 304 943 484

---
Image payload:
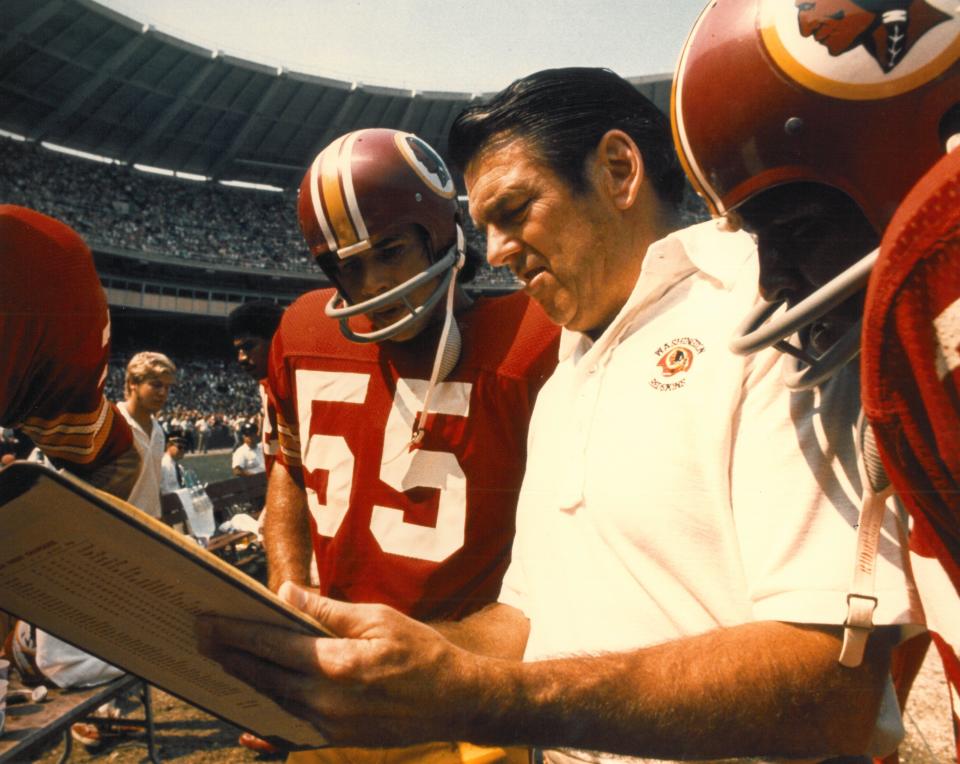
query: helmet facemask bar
322 242 463 344
729 248 877 389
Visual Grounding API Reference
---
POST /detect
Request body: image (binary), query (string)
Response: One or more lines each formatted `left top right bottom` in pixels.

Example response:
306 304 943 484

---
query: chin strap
729 249 877 390
839 412 894 667
411 226 466 447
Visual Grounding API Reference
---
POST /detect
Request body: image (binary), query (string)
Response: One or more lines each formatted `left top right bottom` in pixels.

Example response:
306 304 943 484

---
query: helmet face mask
736 182 877 356
672 0 959 387
320 223 460 343
298 129 463 343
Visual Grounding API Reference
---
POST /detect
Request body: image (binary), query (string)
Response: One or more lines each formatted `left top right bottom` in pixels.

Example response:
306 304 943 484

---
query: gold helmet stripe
309 146 339 253
340 131 370 250
320 133 359 254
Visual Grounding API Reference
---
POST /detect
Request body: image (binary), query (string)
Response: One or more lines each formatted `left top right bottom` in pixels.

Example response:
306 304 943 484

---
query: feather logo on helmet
395 133 456 199
759 0 959 98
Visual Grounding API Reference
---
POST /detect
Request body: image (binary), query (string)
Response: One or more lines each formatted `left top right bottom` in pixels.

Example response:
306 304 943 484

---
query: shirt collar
557 219 756 362
640 218 754 291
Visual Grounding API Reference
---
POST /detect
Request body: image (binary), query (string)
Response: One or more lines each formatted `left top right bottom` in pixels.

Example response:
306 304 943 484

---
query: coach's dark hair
227 300 285 340
449 67 685 209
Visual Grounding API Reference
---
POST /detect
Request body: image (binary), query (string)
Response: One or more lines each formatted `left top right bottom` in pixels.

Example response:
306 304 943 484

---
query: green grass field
182 449 235 484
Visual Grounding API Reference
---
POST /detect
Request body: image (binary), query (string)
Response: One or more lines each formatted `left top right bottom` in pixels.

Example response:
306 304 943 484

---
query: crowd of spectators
0 136 521 287
0 136 707 289
0 137 311 271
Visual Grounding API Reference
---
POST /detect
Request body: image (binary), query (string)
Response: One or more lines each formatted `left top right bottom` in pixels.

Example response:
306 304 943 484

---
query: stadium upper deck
0 0 672 189
0 0 680 304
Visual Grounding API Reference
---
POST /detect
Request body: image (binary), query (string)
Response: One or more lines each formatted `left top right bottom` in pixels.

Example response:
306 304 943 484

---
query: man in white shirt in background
231 422 264 478
67 349 176 750
117 351 176 519
159 429 187 494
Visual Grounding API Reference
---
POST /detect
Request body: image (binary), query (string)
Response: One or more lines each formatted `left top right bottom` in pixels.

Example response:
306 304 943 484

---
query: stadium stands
0 135 527 288
0 137 312 272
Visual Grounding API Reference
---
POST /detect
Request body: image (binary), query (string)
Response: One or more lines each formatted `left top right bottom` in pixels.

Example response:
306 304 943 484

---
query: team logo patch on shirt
650 337 704 391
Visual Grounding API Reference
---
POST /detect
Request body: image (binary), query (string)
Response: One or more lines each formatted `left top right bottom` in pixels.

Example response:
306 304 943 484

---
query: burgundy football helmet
297 128 463 343
672 0 960 387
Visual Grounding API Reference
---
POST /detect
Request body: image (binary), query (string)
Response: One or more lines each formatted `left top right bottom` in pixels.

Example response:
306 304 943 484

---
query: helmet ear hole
940 103 960 151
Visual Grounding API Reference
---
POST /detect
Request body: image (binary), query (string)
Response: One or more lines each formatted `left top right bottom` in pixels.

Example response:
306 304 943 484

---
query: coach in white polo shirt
198 68 922 763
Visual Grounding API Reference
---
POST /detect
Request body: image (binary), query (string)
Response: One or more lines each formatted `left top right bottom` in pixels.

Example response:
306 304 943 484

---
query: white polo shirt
500 220 922 762
117 403 165 519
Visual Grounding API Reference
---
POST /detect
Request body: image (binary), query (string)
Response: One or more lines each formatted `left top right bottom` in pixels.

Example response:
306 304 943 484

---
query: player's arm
433 602 529 660
262 464 312 592
85 441 142 500
199 587 892 758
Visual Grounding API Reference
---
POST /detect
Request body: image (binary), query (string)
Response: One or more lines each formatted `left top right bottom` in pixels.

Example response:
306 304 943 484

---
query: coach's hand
196 582 483 746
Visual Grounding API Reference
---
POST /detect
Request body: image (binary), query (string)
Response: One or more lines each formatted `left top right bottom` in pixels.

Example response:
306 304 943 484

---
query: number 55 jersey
269 288 560 621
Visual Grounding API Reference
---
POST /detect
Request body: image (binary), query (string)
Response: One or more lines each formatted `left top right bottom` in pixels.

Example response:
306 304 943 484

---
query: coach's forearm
262 465 312 592
468 622 893 759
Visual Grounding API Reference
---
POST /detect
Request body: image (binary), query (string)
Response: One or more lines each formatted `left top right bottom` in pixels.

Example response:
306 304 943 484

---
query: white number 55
295 369 470 562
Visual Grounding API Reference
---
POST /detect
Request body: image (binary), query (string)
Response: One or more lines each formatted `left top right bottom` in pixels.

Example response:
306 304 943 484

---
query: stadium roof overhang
0 0 673 190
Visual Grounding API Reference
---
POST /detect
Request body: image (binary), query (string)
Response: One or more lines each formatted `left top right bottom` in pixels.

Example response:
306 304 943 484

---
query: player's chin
376 323 416 345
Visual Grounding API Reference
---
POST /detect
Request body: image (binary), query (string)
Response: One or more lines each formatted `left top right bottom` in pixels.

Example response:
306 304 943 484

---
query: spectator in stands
227 300 284 472
0 137 312 272
118 351 177 519
159 430 187 494
231 423 265 477
194 415 210 454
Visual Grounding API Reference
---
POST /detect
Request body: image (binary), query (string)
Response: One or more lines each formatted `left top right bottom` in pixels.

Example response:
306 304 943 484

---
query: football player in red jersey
263 128 559 764
227 299 285 475
0 204 139 499
672 0 960 757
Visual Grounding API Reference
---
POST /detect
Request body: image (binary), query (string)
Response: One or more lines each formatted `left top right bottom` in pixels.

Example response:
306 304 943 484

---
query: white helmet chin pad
729 248 877 390
324 246 462 343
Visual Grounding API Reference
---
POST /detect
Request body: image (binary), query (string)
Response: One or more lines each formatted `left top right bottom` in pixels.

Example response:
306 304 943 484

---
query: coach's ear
595 129 643 211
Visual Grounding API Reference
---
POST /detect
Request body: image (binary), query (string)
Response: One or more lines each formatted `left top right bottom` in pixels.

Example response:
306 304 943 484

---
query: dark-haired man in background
228 299 285 472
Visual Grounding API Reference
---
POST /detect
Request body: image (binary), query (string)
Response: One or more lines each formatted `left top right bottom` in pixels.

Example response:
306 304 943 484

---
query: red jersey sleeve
267 303 303 473
861 150 960 591
0 205 133 474
258 379 280 475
